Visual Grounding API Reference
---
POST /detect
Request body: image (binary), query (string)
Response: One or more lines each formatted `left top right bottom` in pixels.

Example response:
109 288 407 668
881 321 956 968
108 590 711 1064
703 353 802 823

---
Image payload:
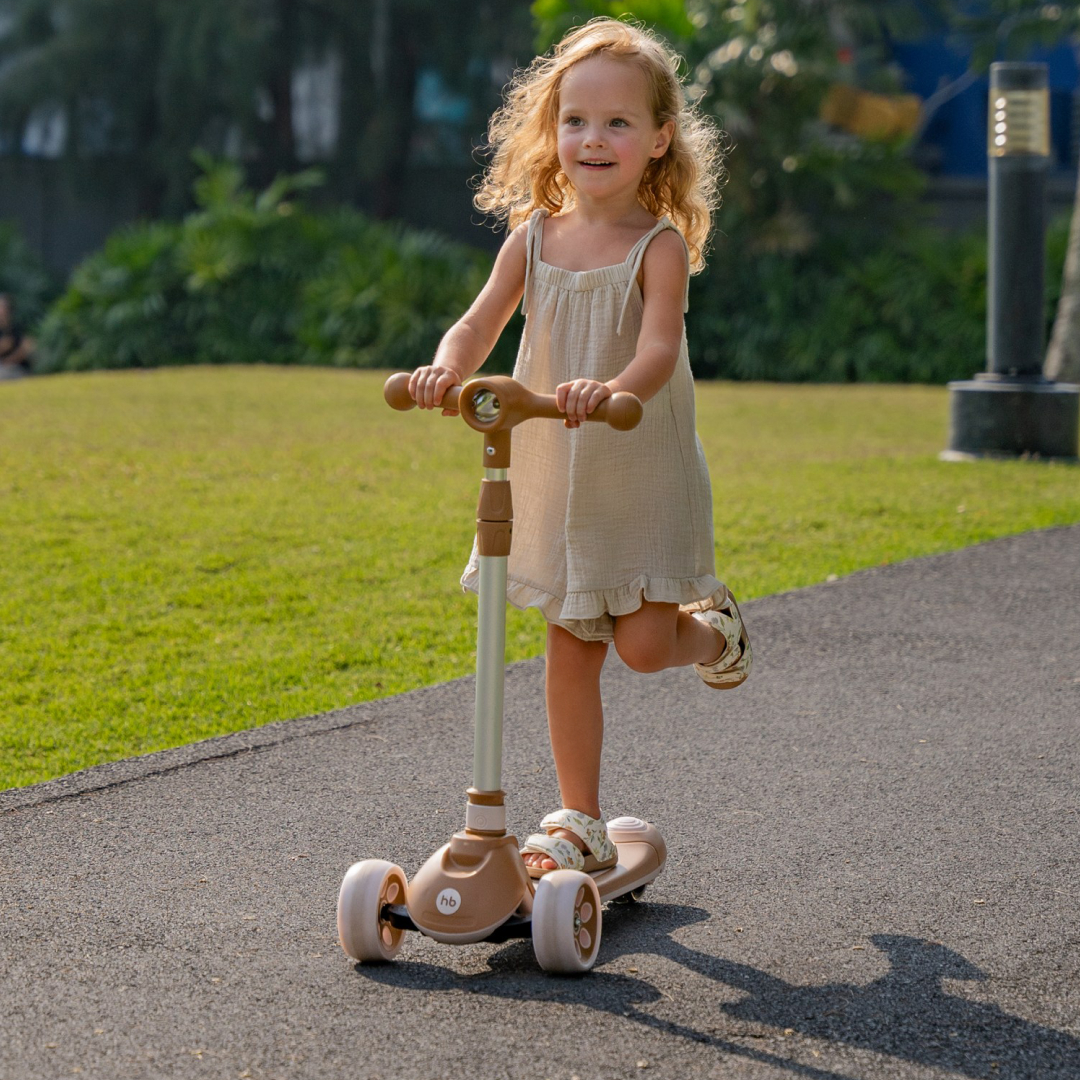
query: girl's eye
611 118 628 127
565 116 583 126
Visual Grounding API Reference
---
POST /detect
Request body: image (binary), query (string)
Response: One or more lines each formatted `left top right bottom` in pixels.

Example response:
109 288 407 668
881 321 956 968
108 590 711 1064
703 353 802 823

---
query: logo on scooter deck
436 888 462 915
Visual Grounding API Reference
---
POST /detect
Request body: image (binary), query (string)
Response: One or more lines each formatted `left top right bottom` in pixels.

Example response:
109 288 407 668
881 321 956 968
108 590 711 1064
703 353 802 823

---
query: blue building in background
891 36 1078 176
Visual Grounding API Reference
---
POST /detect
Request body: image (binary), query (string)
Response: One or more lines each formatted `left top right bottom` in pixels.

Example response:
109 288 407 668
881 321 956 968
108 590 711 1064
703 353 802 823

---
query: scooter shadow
357 901 1080 1080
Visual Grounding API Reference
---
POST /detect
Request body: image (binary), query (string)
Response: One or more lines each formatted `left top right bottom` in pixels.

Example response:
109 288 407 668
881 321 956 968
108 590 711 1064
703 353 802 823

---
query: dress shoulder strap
616 217 691 336
521 208 549 317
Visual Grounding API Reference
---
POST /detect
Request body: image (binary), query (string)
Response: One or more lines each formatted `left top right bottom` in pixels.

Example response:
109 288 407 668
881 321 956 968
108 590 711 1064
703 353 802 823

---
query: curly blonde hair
473 18 726 272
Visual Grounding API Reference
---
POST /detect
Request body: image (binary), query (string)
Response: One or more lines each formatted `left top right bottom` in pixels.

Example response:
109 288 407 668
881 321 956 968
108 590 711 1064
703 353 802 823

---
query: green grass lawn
2 366 1077 790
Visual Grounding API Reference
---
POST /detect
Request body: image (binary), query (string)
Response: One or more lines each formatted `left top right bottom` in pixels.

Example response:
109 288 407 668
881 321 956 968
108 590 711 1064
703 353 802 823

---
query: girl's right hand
556 378 612 428
409 365 462 414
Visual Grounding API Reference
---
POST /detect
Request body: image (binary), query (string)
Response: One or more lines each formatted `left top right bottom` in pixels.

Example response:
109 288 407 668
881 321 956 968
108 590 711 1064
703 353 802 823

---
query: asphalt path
2 526 1078 1080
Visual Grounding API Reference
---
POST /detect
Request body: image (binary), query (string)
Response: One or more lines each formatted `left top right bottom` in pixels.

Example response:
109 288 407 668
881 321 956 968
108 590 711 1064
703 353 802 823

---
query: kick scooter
337 373 668 974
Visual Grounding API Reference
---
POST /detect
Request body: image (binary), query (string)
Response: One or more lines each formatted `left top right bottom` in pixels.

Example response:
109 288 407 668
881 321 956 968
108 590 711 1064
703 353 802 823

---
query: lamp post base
942 374 1079 462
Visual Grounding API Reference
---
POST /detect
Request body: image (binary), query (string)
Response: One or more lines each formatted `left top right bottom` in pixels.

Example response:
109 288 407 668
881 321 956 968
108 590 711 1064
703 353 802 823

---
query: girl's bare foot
522 828 586 872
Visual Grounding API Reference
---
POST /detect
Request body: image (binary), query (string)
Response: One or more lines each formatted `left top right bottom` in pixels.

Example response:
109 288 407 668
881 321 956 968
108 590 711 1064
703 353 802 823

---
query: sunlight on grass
1 368 1077 789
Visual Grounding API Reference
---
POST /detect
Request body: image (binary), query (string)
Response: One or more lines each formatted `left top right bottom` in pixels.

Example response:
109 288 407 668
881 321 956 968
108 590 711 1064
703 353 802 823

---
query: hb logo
436 888 461 914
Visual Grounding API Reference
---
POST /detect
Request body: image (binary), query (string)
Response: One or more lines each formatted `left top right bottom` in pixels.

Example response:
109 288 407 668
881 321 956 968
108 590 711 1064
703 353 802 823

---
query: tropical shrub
297 217 499 372
687 214 1070 384
35 159 516 374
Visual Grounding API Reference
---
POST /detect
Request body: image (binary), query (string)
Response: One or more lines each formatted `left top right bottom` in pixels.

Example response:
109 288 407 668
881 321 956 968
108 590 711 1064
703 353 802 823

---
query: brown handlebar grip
592 392 643 432
383 372 462 413
383 372 416 411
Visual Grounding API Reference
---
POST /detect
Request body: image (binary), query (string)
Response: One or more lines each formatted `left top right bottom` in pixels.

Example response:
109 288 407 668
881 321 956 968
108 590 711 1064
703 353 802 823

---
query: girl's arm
558 230 688 425
410 225 528 411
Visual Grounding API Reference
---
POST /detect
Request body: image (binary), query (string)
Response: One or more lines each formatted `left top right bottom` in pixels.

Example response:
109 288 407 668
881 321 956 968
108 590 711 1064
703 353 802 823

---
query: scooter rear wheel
338 859 408 963
611 884 648 906
532 869 602 973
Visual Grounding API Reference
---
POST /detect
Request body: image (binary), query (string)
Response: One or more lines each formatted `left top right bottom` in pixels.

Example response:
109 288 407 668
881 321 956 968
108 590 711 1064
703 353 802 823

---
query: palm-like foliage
682 0 931 254
0 0 266 212
0 0 534 218
532 0 933 253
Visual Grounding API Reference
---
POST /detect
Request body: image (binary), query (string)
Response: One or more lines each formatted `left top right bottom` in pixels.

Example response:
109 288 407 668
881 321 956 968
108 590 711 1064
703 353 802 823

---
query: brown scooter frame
337 374 666 974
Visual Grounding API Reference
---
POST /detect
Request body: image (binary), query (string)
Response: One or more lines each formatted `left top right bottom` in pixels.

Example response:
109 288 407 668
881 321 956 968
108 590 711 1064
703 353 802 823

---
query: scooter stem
474 545 508 794
382 373 642 829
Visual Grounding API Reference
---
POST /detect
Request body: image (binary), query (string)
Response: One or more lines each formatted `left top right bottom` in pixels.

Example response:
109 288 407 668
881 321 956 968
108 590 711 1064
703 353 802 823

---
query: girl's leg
523 622 608 872
613 600 724 674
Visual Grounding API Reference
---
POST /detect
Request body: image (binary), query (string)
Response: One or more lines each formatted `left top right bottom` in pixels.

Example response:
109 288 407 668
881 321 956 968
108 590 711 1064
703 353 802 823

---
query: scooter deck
383 817 666 945
591 816 666 902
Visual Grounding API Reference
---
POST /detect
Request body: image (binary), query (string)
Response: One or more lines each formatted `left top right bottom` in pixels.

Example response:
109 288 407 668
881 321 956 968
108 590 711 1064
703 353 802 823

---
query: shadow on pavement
358 903 1080 1080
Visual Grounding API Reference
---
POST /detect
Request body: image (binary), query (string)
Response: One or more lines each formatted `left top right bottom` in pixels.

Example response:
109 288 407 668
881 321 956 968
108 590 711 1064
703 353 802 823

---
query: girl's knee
613 627 667 673
613 602 679 673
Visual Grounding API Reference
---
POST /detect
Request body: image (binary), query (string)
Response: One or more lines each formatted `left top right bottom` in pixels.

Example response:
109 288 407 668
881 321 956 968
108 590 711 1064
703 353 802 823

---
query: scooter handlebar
382 372 642 433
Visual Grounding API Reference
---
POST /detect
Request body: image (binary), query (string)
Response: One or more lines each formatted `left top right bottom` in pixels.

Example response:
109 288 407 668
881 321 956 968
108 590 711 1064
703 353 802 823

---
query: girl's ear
650 119 675 159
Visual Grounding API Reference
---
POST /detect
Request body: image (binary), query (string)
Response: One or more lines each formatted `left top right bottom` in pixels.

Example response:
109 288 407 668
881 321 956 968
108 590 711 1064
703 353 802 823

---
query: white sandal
683 586 753 690
520 809 618 880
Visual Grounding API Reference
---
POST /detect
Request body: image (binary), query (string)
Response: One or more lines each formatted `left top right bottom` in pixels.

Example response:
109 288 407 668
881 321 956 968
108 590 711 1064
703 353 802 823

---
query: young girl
408 18 751 877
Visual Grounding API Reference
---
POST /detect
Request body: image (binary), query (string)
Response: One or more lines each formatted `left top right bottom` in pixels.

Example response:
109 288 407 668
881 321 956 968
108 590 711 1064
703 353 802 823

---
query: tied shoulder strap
521 208 549 317
615 217 691 336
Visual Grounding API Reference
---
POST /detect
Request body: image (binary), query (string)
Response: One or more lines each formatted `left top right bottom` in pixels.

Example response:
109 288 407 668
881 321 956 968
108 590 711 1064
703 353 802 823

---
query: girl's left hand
556 378 612 428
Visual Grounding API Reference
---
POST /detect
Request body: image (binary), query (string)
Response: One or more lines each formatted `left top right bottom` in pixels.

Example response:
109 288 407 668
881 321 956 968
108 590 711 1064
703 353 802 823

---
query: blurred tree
0 0 267 214
681 0 931 255
531 0 930 258
0 0 533 220
305 0 532 217
1047 134 1080 384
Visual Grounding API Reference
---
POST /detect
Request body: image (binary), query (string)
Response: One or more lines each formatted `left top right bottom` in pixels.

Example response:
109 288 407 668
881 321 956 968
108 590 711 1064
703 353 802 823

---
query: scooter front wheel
338 859 408 963
532 869 602 973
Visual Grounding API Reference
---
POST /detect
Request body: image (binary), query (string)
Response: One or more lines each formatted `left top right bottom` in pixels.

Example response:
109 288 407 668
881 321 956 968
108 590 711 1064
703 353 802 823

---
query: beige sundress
461 208 721 642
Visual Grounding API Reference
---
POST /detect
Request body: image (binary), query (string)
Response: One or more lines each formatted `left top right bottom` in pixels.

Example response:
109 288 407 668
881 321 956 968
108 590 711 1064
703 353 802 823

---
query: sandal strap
691 590 749 671
539 809 617 864
519 834 585 871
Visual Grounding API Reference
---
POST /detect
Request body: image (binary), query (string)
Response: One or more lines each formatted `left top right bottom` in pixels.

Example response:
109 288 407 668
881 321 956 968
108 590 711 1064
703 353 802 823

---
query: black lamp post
943 62 1079 461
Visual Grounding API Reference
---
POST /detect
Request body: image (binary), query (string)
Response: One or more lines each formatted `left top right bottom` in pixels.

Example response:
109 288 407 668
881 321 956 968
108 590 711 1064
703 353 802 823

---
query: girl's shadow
360 902 1080 1080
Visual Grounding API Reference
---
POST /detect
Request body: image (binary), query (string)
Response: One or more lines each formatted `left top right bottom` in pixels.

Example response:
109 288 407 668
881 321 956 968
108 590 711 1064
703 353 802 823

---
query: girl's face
556 56 673 206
